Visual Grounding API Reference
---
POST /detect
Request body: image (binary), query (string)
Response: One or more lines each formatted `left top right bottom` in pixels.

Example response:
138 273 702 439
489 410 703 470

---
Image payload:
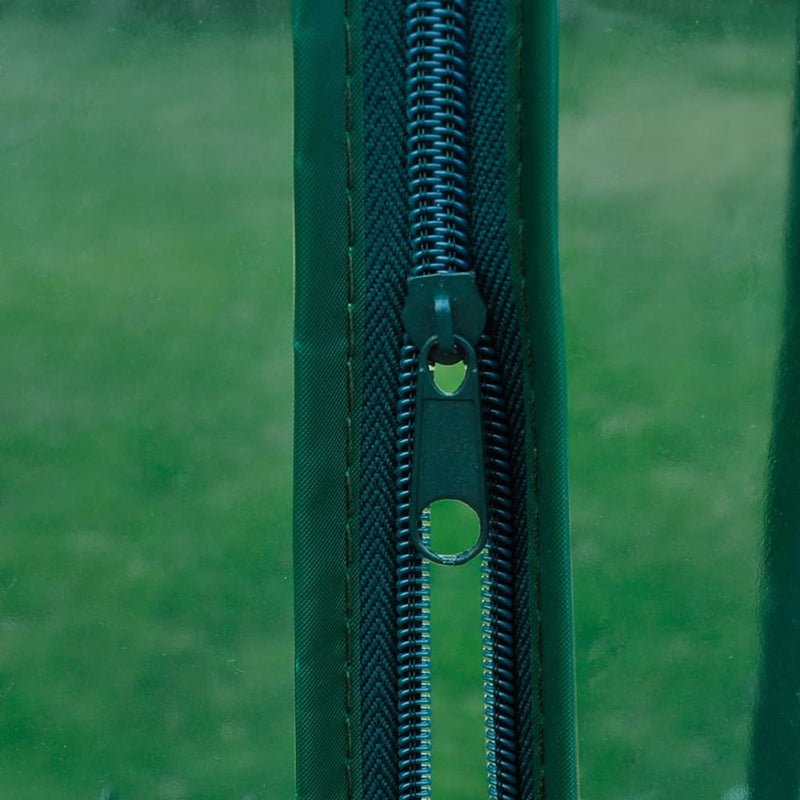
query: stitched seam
344 2 356 799
514 1 547 797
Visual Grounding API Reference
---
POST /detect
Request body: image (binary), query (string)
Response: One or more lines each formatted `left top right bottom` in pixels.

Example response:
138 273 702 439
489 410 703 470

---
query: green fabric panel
518 1 579 797
293 1 362 798
749 8 800 798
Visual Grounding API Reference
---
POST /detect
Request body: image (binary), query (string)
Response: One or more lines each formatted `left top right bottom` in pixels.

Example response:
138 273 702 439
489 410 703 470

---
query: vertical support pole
749 7 800 800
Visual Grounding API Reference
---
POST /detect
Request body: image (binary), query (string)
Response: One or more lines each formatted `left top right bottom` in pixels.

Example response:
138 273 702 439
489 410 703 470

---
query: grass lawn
0 7 795 800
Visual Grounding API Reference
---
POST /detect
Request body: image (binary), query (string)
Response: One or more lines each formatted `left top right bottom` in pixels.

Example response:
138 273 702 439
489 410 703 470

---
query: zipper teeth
396 343 432 800
479 339 521 800
398 6 469 798
407 0 470 275
398 4 469 796
399 2 524 799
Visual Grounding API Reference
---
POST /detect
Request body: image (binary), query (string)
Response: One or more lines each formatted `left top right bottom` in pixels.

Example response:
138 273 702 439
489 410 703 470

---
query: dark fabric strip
360 1 408 798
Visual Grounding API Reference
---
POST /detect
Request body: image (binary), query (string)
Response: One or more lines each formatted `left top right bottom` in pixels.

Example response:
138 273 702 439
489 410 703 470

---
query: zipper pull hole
425 499 482 566
429 357 468 396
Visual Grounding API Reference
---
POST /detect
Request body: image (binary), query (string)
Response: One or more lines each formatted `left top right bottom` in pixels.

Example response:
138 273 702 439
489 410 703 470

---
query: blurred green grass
0 16 293 799
561 14 794 800
0 6 796 800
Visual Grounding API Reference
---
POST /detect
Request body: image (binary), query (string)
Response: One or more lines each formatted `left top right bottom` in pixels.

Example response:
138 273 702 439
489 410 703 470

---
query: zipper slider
401 272 488 566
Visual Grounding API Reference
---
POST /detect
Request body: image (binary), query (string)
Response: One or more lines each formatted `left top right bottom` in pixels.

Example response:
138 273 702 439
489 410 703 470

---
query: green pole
749 7 800 799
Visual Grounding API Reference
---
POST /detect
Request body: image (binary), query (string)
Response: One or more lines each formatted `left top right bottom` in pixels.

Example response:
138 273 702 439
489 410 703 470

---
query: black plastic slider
402 272 487 363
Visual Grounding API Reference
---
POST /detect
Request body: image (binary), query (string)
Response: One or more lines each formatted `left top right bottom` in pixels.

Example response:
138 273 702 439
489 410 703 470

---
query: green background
0 1 795 798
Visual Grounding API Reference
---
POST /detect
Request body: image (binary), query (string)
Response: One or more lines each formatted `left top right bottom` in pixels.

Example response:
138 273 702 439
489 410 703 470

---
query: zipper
390 2 534 799
359 0 539 797
294 0 574 796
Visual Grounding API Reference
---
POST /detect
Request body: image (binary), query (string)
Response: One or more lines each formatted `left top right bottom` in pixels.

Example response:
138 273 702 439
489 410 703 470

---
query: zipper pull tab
402 272 488 566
